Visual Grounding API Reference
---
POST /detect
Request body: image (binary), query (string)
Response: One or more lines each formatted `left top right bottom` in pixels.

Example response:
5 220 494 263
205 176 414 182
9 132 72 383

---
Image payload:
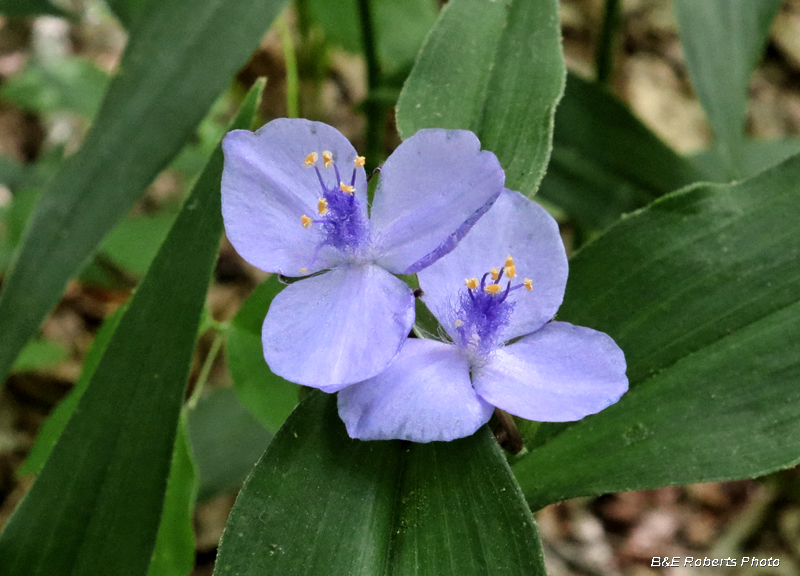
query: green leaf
305 0 360 53
692 138 800 182
17 306 125 476
187 388 272 502
227 276 299 432
396 0 565 195
146 415 198 576
0 81 264 576
11 338 67 373
0 0 288 386
104 0 157 30
100 212 177 277
0 154 25 189
674 0 781 176
0 0 66 17
306 0 437 77
214 391 545 576
0 58 109 118
538 72 703 229
512 153 800 510
372 0 438 77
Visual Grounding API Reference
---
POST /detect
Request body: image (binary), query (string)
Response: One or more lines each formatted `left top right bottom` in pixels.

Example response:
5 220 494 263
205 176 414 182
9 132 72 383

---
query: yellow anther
465 278 479 290
322 150 334 168
339 182 355 195
354 156 366 167
301 215 313 228
485 284 501 294
505 254 515 268
523 278 533 291
317 198 329 215
490 267 500 280
304 152 318 166
454 319 463 327
300 267 308 274
504 265 517 279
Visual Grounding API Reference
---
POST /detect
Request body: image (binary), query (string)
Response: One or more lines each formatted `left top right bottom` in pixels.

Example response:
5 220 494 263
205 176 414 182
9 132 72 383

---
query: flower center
452 255 533 362
298 151 370 271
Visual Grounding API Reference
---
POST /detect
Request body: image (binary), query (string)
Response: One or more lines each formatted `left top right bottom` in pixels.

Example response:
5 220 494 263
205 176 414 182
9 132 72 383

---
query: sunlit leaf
397 0 565 195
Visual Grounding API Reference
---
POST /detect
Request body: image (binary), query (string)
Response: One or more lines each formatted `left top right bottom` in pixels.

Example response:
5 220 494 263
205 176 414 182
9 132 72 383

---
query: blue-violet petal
337 339 494 442
221 119 367 276
370 129 504 274
418 189 568 345
472 322 628 422
262 264 414 389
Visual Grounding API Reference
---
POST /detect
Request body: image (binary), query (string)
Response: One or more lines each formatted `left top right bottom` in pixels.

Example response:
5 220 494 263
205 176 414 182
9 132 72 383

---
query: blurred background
1 0 800 574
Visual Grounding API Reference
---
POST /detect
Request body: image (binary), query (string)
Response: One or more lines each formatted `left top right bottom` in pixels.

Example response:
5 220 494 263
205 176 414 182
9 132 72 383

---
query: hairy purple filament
455 267 528 361
306 161 369 266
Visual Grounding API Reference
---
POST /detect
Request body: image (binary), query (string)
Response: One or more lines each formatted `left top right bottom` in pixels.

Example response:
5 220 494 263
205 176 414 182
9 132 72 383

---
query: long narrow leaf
0 81 264 576
0 0 288 384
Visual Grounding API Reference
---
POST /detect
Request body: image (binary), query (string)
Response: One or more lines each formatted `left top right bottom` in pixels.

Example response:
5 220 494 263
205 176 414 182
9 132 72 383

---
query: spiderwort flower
221 119 504 389
338 189 628 442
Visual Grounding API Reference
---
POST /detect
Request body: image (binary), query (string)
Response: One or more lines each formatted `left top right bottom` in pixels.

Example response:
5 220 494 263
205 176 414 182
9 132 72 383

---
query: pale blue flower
221 118 504 389
338 189 628 442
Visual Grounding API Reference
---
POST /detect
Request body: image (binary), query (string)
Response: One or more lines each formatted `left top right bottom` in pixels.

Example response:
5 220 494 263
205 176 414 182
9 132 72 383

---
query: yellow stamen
339 182 355 195
490 267 499 280
304 152 318 166
523 278 533 291
354 156 366 167
454 319 463 327
465 278 479 290
300 267 308 274
301 215 313 228
505 254 515 268
504 264 517 279
322 150 334 168
317 198 329 215
485 284 501 294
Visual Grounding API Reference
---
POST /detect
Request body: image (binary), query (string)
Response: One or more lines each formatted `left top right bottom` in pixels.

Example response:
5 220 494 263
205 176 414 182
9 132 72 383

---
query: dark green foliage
214 392 546 576
514 154 800 509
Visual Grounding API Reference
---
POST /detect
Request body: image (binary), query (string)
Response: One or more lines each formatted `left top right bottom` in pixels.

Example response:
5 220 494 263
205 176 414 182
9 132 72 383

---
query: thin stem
277 14 299 118
356 0 384 171
187 330 225 410
595 0 621 85
492 408 523 455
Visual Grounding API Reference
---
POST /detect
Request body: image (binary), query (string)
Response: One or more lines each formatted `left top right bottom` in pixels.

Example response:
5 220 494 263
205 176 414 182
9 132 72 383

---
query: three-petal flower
338 189 629 442
221 119 504 389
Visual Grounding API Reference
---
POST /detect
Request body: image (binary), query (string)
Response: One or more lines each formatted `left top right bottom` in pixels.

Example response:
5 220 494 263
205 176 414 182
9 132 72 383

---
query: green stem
356 0 384 170
595 0 621 85
277 14 299 118
187 329 225 410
